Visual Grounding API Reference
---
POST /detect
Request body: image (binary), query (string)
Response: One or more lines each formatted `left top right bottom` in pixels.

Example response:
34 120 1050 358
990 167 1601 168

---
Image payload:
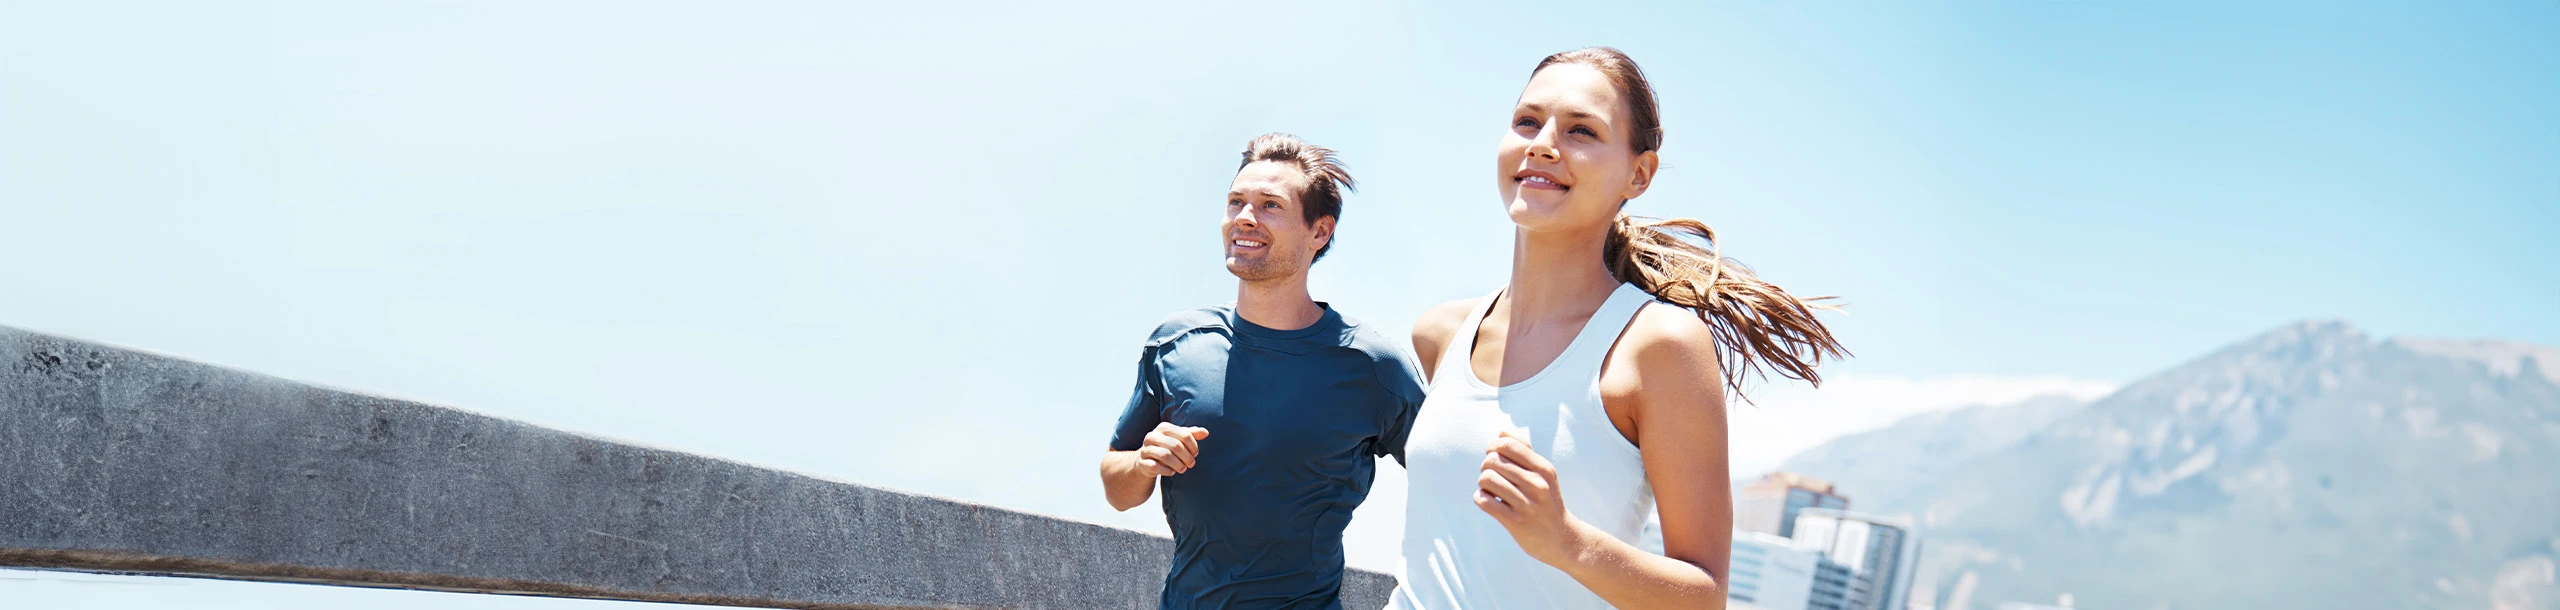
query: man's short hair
1238 133 1356 263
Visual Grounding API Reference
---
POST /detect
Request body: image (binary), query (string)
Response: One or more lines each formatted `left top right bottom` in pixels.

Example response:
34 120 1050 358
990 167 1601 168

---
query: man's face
1223 161 1332 283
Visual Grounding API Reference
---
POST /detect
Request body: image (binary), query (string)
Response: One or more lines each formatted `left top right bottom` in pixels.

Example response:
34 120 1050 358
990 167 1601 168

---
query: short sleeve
1370 346 1429 465
1108 344 1168 451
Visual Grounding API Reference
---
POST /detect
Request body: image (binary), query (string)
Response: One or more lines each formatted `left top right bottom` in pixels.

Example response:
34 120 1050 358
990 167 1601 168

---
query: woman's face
1496 62 1655 235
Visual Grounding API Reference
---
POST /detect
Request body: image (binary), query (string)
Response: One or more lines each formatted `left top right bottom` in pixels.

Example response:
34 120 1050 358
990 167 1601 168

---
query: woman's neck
1505 225 1623 321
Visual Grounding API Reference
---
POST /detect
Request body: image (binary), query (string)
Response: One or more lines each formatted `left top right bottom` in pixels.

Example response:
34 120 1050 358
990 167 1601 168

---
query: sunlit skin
1221 160 1334 288
1101 160 1333 512
1410 62 1735 609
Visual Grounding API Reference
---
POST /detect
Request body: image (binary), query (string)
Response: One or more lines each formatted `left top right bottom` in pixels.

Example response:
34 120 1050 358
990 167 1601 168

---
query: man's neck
1234 274 1324 331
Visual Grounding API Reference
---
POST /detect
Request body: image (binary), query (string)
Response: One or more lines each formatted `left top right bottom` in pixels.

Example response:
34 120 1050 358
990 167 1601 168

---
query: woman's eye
1514 117 1539 128
1571 125 1597 137
1227 199 1243 207
1262 202 1280 210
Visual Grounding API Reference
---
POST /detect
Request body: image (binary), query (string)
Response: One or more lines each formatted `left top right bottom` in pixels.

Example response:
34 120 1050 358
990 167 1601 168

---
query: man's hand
1102 423 1209 511
1137 422 1211 476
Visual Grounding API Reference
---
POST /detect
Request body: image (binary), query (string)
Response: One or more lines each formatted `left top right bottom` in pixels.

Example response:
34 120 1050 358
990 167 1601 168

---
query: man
1100 133 1427 609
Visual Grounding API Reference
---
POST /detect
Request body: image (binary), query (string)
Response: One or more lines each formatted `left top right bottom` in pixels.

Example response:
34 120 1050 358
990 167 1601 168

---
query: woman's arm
1475 305 1730 609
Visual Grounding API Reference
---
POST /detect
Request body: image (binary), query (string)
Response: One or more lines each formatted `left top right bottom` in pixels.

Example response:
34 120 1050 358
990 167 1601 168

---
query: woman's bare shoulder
1410 297 1483 380
1622 303 1719 366
1602 303 1726 410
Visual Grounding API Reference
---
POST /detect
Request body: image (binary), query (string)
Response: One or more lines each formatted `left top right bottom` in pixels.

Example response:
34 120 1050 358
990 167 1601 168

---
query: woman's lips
1516 172 1566 191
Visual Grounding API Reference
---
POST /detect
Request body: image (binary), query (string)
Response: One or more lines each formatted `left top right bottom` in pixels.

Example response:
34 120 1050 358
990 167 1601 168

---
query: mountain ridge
1773 320 2560 610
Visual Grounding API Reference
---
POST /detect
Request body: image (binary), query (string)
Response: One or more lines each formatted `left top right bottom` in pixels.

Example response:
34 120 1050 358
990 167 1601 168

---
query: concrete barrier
0 325 1397 609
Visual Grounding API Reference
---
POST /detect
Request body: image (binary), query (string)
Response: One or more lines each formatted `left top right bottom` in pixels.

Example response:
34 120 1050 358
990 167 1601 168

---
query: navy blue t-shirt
1110 303 1427 610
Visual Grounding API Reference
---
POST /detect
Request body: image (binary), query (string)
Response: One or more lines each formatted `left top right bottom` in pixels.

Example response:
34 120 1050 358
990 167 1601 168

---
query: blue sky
4 0 2554 606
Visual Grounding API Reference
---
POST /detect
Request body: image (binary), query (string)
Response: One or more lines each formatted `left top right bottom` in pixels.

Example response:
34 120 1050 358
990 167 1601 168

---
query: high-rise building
1791 508 1924 610
1736 472 1850 538
1729 532 1819 610
1905 553 1939 610
1808 557 1861 610
1725 531 1876 610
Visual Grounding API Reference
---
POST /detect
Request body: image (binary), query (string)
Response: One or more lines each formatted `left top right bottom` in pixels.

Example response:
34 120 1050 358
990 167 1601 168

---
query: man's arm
1102 343 1176 512
1100 423 1209 511
1100 449 1161 512
1371 331 1433 467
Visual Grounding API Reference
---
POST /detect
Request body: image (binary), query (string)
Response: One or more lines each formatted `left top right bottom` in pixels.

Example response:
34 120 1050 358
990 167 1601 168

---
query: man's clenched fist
1136 422 1211 476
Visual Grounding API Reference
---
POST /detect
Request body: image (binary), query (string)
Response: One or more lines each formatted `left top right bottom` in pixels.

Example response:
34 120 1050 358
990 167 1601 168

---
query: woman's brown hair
1536 47 1848 402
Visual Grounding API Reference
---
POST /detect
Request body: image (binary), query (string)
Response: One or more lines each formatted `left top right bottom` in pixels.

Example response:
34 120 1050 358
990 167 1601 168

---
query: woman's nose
1529 128 1560 161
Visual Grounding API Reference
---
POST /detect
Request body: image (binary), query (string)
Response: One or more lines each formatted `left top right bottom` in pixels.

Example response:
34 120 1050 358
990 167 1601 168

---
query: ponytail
1605 213 1847 403
1533 46 1846 402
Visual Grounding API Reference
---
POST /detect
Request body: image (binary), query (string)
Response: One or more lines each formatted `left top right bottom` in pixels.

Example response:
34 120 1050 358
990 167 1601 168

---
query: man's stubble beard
1225 252 1306 284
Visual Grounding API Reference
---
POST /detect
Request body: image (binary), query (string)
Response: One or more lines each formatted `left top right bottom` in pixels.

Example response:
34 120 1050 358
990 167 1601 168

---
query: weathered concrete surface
0 326 1397 609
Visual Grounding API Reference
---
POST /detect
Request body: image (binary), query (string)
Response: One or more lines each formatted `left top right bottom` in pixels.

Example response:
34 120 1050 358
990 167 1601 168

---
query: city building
1906 554 1939 610
1730 532 1819 610
1736 472 1850 538
1809 557 1862 610
1792 508 1924 610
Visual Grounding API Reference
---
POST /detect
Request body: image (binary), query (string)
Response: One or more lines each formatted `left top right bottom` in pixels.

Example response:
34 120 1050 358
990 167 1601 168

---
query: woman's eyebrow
1518 101 1602 121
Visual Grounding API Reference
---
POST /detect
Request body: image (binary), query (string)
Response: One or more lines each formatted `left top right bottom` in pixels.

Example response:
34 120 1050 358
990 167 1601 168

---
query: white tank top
1391 283 1659 610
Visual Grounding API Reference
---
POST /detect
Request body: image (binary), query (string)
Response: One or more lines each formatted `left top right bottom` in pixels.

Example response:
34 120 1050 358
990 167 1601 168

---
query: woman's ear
1622 150 1660 200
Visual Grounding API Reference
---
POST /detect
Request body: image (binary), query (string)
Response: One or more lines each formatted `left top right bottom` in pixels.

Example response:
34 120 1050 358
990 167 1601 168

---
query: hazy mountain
1777 393 2089 517
1778 321 2560 610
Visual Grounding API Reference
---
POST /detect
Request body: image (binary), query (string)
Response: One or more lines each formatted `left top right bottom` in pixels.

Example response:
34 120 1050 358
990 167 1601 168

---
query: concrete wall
0 326 1397 609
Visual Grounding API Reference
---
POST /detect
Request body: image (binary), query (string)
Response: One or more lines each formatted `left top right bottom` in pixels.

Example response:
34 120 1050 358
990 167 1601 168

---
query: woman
1391 48 1847 610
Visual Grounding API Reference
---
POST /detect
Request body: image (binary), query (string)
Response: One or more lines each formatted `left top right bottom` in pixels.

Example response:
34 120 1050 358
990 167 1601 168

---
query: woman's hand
1475 428 1594 567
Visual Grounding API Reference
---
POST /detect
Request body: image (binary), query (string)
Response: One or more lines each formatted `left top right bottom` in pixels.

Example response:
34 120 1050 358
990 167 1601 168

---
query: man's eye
1572 125 1597 137
1514 117 1538 128
1228 199 1243 207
